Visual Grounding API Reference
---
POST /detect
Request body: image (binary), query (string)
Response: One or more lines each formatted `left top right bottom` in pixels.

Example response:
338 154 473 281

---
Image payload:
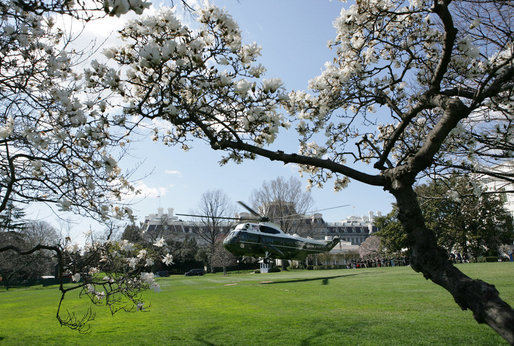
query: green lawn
1 263 512 345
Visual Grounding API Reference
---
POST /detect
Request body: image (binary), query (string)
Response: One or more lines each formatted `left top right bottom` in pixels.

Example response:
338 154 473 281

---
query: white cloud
165 169 182 176
121 182 167 201
137 182 168 198
151 118 175 132
83 13 135 40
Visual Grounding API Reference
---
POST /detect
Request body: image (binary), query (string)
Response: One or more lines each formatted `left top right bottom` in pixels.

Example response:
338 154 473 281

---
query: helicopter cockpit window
259 225 280 234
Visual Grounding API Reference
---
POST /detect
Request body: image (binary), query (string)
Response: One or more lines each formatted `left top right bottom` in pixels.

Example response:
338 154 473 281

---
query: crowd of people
346 257 410 269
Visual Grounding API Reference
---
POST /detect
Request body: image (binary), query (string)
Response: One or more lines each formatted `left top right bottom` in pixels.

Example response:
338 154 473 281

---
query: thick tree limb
410 96 470 173
430 0 458 92
215 139 386 187
388 182 514 345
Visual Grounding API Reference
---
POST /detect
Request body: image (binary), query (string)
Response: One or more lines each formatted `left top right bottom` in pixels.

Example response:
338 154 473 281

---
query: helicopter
177 201 341 263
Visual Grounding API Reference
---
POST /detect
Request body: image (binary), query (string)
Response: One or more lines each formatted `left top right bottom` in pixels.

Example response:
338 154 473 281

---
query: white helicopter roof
235 222 285 235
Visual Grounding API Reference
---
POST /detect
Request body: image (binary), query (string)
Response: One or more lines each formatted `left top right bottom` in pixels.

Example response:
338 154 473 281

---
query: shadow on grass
299 319 374 345
194 336 215 346
260 274 358 285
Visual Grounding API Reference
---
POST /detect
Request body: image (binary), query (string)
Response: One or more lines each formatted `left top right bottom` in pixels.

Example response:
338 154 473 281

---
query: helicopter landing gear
260 252 274 273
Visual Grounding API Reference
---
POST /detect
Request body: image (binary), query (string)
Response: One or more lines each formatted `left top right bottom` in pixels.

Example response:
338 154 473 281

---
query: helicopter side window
259 225 280 234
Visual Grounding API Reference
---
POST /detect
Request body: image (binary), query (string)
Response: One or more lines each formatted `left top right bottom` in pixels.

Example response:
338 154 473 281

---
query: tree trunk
390 178 514 344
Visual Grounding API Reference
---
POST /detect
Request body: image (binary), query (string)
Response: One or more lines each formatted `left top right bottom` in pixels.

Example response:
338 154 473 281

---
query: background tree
0 220 60 288
91 1 514 341
0 201 25 232
359 235 383 261
378 177 514 261
121 223 145 244
210 237 237 274
416 175 514 260
250 176 314 234
193 189 235 272
0 230 30 288
374 207 407 256
163 237 203 274
22 221 60 246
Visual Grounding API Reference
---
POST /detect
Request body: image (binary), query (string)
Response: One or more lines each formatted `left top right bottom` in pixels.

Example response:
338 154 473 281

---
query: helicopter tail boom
325 237 340 251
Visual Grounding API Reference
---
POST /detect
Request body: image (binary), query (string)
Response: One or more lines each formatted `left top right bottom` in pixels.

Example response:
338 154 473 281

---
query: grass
0 263 512 345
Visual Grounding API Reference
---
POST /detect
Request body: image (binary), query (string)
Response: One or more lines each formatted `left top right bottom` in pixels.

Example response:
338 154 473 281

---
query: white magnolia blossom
127 257 138 269
234 79 253 97
0 118 14 138
448 190 462 203
299 142 326 159
58 198 72 212
120 239 135 252
141 272 160 292
65 243 80 254
62 236 173 311
262 78 283 94
104 0 151 16
162 253 174 265
137 249 147 259
153 237 166 247
333 177 350 192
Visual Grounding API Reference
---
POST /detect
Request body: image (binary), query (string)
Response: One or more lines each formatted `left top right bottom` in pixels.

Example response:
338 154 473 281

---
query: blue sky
32 0 395 241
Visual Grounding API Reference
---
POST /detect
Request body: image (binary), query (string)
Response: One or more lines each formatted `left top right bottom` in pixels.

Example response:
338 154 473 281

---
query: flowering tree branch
0 236 173 333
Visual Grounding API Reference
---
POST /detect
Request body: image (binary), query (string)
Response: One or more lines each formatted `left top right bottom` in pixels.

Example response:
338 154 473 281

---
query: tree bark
388 175 514 344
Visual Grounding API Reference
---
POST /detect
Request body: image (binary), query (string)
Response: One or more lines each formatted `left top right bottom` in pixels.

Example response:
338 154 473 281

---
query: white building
143 208 234 244
327 239 360 266
324 211 381 245
478 161 514 218
145 208 179 225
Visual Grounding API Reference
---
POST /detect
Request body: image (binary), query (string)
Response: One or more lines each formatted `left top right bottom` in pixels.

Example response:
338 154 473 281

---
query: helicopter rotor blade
175 213 242 221
237 201 270 222
309 204 351 213
271 204 352 221
237 201 261 218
